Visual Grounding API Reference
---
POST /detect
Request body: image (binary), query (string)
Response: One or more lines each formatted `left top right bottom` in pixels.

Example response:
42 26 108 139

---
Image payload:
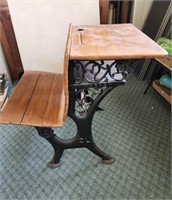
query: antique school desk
0 24 167 168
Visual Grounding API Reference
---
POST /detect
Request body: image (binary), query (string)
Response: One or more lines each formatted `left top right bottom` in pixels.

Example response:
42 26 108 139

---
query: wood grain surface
70 24 167 60
0 71 66 127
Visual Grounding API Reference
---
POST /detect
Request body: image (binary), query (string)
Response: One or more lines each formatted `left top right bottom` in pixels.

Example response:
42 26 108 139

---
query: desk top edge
69 23 168 60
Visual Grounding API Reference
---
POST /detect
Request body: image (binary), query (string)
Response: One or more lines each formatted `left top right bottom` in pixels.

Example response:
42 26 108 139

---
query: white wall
8 0 100 73
132 0 153 30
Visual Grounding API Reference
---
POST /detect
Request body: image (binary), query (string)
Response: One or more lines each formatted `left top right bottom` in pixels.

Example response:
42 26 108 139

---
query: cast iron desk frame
35 60 132 168
36 24 167 168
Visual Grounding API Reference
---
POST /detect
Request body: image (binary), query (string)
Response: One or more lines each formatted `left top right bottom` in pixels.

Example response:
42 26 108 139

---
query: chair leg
35 127 64 168
47 149 64 168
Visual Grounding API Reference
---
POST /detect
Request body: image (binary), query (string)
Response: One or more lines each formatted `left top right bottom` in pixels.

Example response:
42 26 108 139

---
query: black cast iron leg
35 127 64 168
86 139 114 164
47 149 64 168
68 81 117 165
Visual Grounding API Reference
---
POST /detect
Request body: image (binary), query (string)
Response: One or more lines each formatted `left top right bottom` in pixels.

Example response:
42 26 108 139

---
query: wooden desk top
70 23 167 60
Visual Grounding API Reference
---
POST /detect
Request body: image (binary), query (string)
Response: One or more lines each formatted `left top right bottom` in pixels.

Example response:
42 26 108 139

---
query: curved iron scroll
74 60 137 84
72 60 138 116
75 88 103 116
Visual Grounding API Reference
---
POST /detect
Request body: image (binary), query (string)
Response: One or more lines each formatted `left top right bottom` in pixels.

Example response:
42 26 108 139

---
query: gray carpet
0 75 171 200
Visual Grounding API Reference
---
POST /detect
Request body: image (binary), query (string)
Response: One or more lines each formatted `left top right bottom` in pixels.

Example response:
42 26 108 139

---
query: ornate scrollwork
74 60 137 85
75 87 104 116
72 59 138 116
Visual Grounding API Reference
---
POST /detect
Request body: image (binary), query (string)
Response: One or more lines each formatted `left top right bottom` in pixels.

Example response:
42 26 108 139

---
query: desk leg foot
47 160 61 169
101 158 115 165
47 149 64 168
87 142 114 165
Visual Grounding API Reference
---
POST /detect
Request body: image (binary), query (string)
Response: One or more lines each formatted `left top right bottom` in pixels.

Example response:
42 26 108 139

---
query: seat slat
22 72 65 127
21 72 54 127
42 74 65 127
0 71 40 124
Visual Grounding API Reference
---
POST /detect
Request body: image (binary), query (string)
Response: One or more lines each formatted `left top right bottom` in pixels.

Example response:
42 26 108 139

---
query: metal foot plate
101 158 115 165
47 161 61 169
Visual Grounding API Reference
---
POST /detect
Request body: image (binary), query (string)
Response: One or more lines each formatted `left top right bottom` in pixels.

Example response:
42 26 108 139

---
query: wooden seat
0 71 66 127
0 24 72 128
